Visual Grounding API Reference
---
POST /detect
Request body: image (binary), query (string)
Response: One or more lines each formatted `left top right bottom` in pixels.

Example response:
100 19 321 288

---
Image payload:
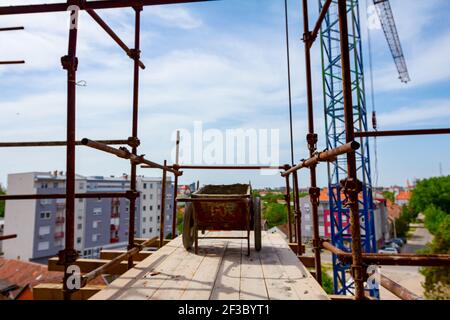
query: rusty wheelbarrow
179 184 261 255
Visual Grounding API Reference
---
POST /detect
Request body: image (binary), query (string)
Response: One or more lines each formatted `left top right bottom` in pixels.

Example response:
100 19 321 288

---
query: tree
382 191 395 203
395 205 413 238
410 176 450 299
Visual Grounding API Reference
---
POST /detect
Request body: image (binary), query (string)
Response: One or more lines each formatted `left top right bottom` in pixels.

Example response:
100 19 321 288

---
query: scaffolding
0 0 449 301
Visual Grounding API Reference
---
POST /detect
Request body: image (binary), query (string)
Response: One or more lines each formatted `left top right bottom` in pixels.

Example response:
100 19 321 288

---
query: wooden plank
210 232 243 300
100 250 152 262
180 239 227 300
33 283 105 300
48 257 136 274
268 232 329 300
288 243 306 255
259 233 300 300
90 236 183 300
151 242 216 299
298 256 316 269
239 232 269 300
135 238 170 247
117 245 191 300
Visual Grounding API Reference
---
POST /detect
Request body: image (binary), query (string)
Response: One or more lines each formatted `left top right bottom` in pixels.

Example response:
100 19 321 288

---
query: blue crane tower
318 0 409 297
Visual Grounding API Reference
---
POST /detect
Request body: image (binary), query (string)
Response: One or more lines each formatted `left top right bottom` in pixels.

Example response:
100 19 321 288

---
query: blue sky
0 0 449 189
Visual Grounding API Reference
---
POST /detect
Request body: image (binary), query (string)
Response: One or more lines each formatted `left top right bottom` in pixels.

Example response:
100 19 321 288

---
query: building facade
299 188 390 247
3 172 173 263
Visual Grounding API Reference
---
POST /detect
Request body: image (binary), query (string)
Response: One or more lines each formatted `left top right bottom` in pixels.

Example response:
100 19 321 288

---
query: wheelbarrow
180 184 261 255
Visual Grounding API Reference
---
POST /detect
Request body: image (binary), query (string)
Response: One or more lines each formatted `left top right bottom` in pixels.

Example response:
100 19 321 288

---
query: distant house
0 258 106 300
395 191 411 206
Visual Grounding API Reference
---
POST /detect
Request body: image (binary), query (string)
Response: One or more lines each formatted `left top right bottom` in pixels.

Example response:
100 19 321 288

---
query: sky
0 0 449 189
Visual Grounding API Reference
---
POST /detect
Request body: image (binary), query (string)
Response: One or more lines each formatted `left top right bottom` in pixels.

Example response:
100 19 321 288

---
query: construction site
0 0 449 303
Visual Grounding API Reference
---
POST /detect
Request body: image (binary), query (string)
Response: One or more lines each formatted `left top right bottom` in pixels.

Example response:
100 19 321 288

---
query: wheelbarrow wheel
183 203 195 250
253 197 262 251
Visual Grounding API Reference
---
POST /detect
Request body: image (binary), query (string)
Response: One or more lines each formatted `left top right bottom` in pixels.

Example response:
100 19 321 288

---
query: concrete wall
3 173 36 261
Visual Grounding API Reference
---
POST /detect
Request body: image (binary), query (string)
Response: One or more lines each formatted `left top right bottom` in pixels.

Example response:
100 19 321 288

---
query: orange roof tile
396 191 411 201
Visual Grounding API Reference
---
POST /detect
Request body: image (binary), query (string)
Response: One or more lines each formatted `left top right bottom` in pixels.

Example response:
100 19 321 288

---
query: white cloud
144 6 202 29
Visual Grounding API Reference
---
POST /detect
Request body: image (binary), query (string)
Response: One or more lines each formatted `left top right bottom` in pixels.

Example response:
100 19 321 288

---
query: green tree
395 205 413 238
382 191 395 203
263 203 287 229
410 176 450 299
410 176 450 214
0 184 5 218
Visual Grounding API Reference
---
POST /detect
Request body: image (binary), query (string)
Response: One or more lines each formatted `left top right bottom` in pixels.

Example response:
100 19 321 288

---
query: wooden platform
90 231 329 300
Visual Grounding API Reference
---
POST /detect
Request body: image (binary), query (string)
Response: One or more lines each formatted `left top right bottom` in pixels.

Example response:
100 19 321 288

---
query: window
149 227 153 233
53 182 58 188
79 183 85 190
93 221 100 228
142 228 146 234
38 241 49 251
143 194 146 200
149 205 153 211
40 211 51 220
93 208 102 215
39 226 50 236
143 217 146 222
77 223 82 230
40 183 48 189
150 194 153 200
157 205 161 211
92 234 101 242
150 183 153 189
40 199 52 205
150 217 153 222
77 237 82 244
78 198 83 203
157 215 160 222
143 183 147 189
143 206 146 211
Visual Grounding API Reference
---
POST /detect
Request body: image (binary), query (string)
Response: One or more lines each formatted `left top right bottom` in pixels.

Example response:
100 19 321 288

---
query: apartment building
299 188 390 247
3 172 173 263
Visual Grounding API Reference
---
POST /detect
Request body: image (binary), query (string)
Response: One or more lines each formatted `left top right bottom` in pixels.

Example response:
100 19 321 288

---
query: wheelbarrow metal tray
192 184 252 231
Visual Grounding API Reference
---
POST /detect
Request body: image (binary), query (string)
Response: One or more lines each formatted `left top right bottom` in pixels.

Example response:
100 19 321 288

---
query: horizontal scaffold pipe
0 234 17 241
0 0 214 15
281 141 360 177
81 138 181 176
157 165 287 170
0 139 130 148
355 128 450 138
81 237 157 287
321 241 450 267
380 274 423 300
0 192 137 201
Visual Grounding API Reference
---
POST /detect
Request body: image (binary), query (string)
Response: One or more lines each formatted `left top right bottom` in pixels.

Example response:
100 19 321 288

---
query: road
379 223 433 300
303 222 433 299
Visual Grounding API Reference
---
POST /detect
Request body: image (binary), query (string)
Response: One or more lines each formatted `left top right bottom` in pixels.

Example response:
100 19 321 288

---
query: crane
373 0 410 83
319 0 409 298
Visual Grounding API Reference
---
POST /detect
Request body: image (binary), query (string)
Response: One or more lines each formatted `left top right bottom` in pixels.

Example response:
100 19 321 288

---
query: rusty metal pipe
355 128 450 138
380 274 422 300
337 0 365 300
0 234 17 241
0 139 130 148
284 173 293 243
0 60 25 64
0 0 215 15
292 171 302 256
81 237 157 287
86 9 145 69
147 165 286 170
81 138 180 175
322 241 450 266
171 174 179 239
159 161 168 248
177 197 250 203
309 0 332 48
0 26 24 31
281 141 360 177
0 192 136 201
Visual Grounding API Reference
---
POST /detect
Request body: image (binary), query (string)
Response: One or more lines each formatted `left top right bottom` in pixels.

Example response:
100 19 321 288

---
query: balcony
54 231 64 239
55 216 65 224
110 237 119 244
111 212 120 218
